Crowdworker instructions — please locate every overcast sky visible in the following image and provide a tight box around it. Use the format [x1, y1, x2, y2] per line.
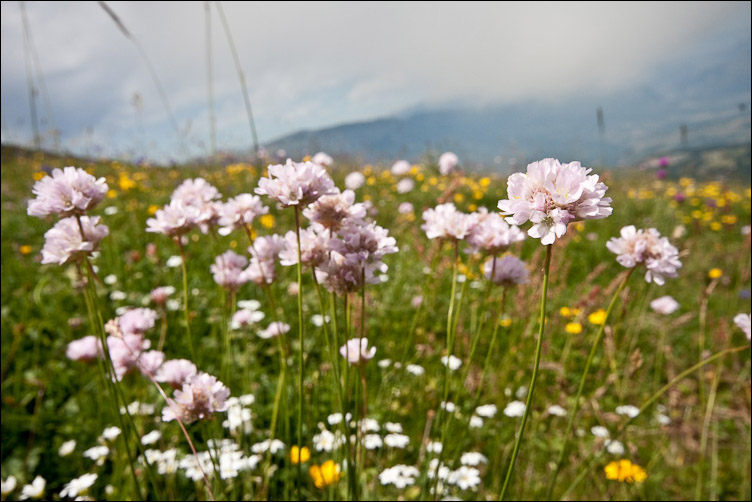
[1, 1, 750, 161]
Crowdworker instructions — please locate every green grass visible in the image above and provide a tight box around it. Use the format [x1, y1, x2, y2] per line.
[1, 145, 750, 500]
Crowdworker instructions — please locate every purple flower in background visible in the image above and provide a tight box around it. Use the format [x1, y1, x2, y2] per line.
[28, 166, 108, 218]
[483, 255, 529, 286]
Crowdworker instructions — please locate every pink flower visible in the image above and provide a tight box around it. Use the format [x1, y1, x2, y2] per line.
[217, 194, 268, 236]
[150, 286, 176, 305]
[438, 152, 459, 176]
[345, 172, 366, 190]
[483, 255, 529, 286]
[498, 158, 612, 245]
[137, 350, 165, 377]
[391, 160, 411, 176]
[398, 202, 414, 214]
[210, 251, 249, 291]
[339, 337, 376, 365]
[41, 216, 109, 265]
[28, 167, 108, 218]
[162, 372, 230, 423]
[66, 336, 102, 361]
[734, 313, 751, 341]
[312, 152, 333, 167]
[466, 208, 525, 254]
[303, 189, 366, 231]
[119, 308, 157, 336]
[421, 203, 473, 241]
[606, 226, 682, 285]
[107, 332, 150, 380]
[146, 200, 199, 237]
[155, 359, 198, 388]
[650, 296, 680, 315]
[278, 225, 330, 268]
[244, 234, 286, 284]
[257, 322, 290, 339]
[170, 178, 222, 233]
[255, 159, 336, 207]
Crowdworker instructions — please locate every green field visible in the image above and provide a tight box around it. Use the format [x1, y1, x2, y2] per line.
[1, 145, 750, 501]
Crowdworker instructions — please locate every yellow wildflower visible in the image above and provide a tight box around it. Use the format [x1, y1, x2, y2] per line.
[309, 460, 342, 489]
[604, 459, 647, 483]
[259, 214, 275, 229]
[565, 322, 583, 335]
[147, 204, 159, 215]
[454, 193, 464, 203]
[290, 445, 311, 464]
[721, 214, 737, 225]
[588, 309, 608, 325]
[708, 268, 722, 280]
[499, 317, 512, 328]
[479, 177, 491, 187]
[19, 245, 33, 255]
[33, 171, 46, 181]
[709, 222, 722, 231]
[107, 189, 118, 199]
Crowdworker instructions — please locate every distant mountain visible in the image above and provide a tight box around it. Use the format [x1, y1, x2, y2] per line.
[265, 37, 751, 170]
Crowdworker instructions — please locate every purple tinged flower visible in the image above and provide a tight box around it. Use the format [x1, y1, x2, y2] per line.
[230, 308, 265, 329]
[483, 255, 529, 286]
[27, 166, 108, 218]
[391, 160, 411, 176]
[303, 189, 366, 231]
[137, 350, 165, 377]
[312, 152, 333, 167]
[339, 337, 376, 365]
[466, 207, 525, 255]
[398, 202, 414, 214]
[162, 372, 230, 423]
[66, 336, 102, 361]
[498, 158, 613, 245]
[146, 200, 199, 237]
[255, 159, 336, 207]
[257, 321, 290, 339]
[656, 169, 668, 180]
[278, 225, 330, 268]
[150, 286, 176, 305]
[438, 152, 459, 176]
[118, 308, 157, 336]
[210, 251, 249, 291]
[421, 203, 473, 241]
[41, 216, 109, 265]
[155, 359, 198, 388]
[650, 296, 680, 315]
[396, 178, 415, 194]
[217, 194, 269, 236]
[606, 226, 682, 285]
[244, 234, 286, 284]
[329, 220, 398, 264]
[345, 172, 366, 190]
[107, 333, 150, 380]
[734, 313, 751, 341]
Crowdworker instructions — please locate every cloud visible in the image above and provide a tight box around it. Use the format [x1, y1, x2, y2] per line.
[1, 1, 749, 160]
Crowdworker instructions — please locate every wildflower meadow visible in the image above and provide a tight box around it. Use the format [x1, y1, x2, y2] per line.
[1, 145, 751, 501]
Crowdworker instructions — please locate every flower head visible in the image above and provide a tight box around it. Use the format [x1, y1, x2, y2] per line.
[421, 203, 473, 241]
[155, 359, 198, 388]
[483, 255, 529, 286]
[498, 158, 612, 245]
[345, 171, 365, 190]
[309, 460, 342, 489]
[146, 200, 200, 237]
[604, 459, 647, 483]
[650, 296, 680, 315]
[255, 159, 336, 207]
[303, 189, 366, 231]
[734, 313, 751, 340]
[66, 336, 102, 361]
[41, 216, 109, 265]
[258, 322, 290, 339]
[439, 152, 459, 176]
[391, 160, 411, 176]
[217, 194, 268, 235]
[340, 337, 377, 364]
[466, 208, 525, 254]
[28, 166, 108, 218]
[278, 225, 331, 269]
[312, 152, 333, 167]
[210, 251, 250, 291]
[162, 372, 230, 423]
[606, 226, 682, 285]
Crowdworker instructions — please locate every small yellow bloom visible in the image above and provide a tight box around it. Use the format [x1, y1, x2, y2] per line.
[148, 204, 159, 215]
[229, 240, 237, 249]
[118, 174, 136, 191]
[468, 204, 477, 212]
[19, 245, 33, 255]
[708, 268, 722, 279]
[302, 155, 312, 162]
[453, 193, 464, 203]
[499, 317, 512, 328]
[259, 214, 275, 229]
[309, 460, 342, 489]
[479, 177, 491, 188]
[560, 307, 572, 318]
[604, 459, 647, 483]
[290, 445, 311, 464]
[107, 189, 118, 199]
[33, 171, 46, 181]
[721, 214, 737, 225]
[588, 309, 608, 325]
[565, 322, 583, 335]
[709, 221, 722, 231]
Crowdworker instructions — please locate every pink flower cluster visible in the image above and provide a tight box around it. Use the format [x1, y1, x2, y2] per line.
[606, 226, 682, 285]
[147, 178, 224, 236]
[162, 372, 230, 423]
[41, 216, 109, 265]
[27, 166, 108, 218]
[498, 158, 612, 245]
[255, 159, 336, 207]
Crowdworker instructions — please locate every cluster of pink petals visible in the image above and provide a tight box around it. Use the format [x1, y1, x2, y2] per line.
[498, 158, 612, 245]
[66, 336, 102, 361]
[466, 208, 525, 255]
[391, 160, 411, 176]
[27, 167, 108, 218]
[245, 235, 286, 284]
[217, 194, 268, 236]
[312, 152, 334, 167]
[606, 226, 682, 285]
[147, 178, 223, 236]
[421, 203, 473, 241]
[146, 200, 199, 237]
[258, 321, 290, 339]
[41, 216, 109, 265]
[303, 189, 366, 231]
[107, 332, 153, 380]
[278, 225, 331, 268]
[150, 285, 176, 305]
[162, 372, 230, 423]
[103, 308, 159, 380]
[119, 308, 157, 335]
[340, 337, 377, 365]
[255, 159, 336, 207]
[650, 295, 680, 315]
[483, 255, 529, 286]
[155, 359, 198, 389]
[438, 152, 459, 176]
[210, 251, 250, 291]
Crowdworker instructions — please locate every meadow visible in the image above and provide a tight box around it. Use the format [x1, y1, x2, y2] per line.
[1, 145, 750, 501]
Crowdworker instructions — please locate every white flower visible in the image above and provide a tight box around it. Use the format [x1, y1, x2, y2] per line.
[363, 434, 383, 450]
[83, 445, 110, 462]
[340, 337, 377, 365]
[439, 152, 459, 176]
[422, 203, 472, 241]
[104, 206, 118, 215]
[734, 313, 751, 340]
[257, 322, 290, 339]
[384, 433, 410, 449]
[448, 465, 481, 490]
[104, 274, 118, 285]
[59, 439, 76, 457]
[475, 404, 497, 418]
[255, 159, 336, 207]
[498, 158, 612, 245]
[379, 465, 420, 488]
[313, 430, 339, 452]
[250, 439, 285, 454]
[547, 405, 567, 417]
[166, 255, 183, 268]
[396, 178, 415, 194]
[650, 295, 680, 315]
[460, 451, 488, 466]
[391, 160, 411, 176]
[605, 439, 625, 455]
[606, 226, 682, 285]
[60, 473, 98, 498]
[327, 412, 352, 426]
[406, 364, 425, 376]
[345, 171, 366, 190]
[441, 354, 462, 371]
[591, 425, 610, 438]
[615, 405, 640, 418]
[656, 413, 672, 425]
[378, 358, 392, 368]
[441, 401, 456, 413]
[100, 426, 121, 441]
[427, 441, 443, 454]
[358, 418, 380, 432]
[469, 415, 484, 428]
[141, 430, 162, 446]
[385, 422, 403, 433]
[503, 401, 526, 418]
[1, 476, 16, 496]
[312, 152, 333, 167]
[427, 458, 450, 480]
[19, 476, 45, 500]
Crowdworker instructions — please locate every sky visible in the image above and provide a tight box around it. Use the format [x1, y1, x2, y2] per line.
[1, 1, 750, 162]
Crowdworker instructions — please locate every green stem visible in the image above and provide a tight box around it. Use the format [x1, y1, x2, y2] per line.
[499, 244, 552, 501]
[176, 238, 196, 361]
[546, 267, 634, 499]
[293, 206, 304, 499]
